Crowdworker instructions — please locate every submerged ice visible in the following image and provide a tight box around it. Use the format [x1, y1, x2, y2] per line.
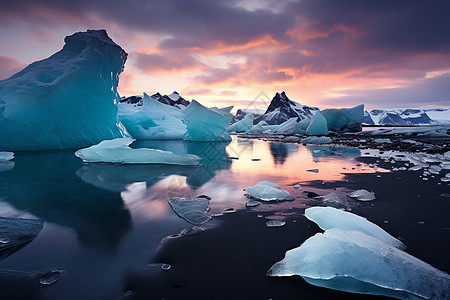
[268, 207, 449, 299]
[0, 217, 44, 258]
[168, 196, 212, 226]
[75, 138, 201, 165]
[0, 30, 127, 150]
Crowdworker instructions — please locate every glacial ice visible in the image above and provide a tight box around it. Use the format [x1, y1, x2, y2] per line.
[0, 29, 127, 150]
[244, 181, 294, 201]
[301, 136, 332, 144]
[294, 118, 311, 134]
[168, 196, 212, 226]
[305, 207, 403, 248]
[374, 138, 393, 144]
[244, 122, 265, 135]
[118, 93, 186, 139]
[227, 113, 254, 132]
[306, 111, 329, 136]
[321, 105, 364, 132]
[267, 228, 450, 300]
[75, 138, 201, 165]
[0, 152, 14, 161]
[321, 192, 354, 210]
[0, 217, 44, 258]
[348, 189, 376, 201]
[274, 118, 299, 135]
[183, 100, 233, 141]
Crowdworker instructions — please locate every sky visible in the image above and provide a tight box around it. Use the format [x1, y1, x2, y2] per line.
[0, 0, 449, 111]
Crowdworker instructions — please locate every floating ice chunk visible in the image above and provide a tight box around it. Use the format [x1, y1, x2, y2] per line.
[301, 136, 332, 144]
[306, 111, 329, 136]
[321, 104, 364, 132]
[408, 165, 423, 171]
[0, 30, 127, 150]
[182, 100, 233, 141]
[294, 184, 302, 190]
[246, 200, 261, 207]
[267, 228, 449, 300]
[444, 151, 450, 160]
[429, 165, 442, 174]
[402, 139, 418, 144]
[266, 220, 286, 227]
[168, 196, 212, 226]
[306, 169, 319, 173]
[75, 138, 201, 165]
[227, 113, 254, 132]
[348, 189, 376, 202]
[305, 207, 403, 248]
[244, 181, 294, 201]
[118, 93, 186, 139]
[441, 177, 450, 182]
[374, 138, 392, 144]
[0, 217, 44, 256]
[0, 152, 14, 161]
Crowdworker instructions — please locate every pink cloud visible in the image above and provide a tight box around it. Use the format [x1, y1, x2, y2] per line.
[0, 55, 26, 80]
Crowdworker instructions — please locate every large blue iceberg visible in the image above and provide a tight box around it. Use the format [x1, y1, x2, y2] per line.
[321, 105, 364, 132]
[0, 29, 127, 150]
[227, 113, 254, 132]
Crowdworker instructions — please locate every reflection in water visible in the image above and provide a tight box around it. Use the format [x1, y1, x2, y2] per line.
[269, 143, 299, 165]
[306, 145, 361, 161]
[0, 152, 131, 249]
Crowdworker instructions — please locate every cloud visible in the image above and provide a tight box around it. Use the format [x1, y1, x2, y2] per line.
[132, 51, 206, 73]
[0, 55, 25, 80]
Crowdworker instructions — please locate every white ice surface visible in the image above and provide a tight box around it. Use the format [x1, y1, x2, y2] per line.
[244, 181, 294, 201]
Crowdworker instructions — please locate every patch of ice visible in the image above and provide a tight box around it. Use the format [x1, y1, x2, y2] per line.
[374, 138, 392, 144]
[168, 196, 212, 226]
[0, 152, 14, 161]
[75, 138, 201, 165]
[266, 220, 286, 227]
[301, 136, 332, 144]
[244, 181, 294, 201]
[348, 189, 376, 202]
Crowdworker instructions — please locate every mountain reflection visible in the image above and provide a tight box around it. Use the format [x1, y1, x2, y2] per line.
[0, 152, 131, 249]
[269, 142, 299, 165]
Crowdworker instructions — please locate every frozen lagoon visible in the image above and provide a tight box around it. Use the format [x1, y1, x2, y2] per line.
[0, 136, 448, 299]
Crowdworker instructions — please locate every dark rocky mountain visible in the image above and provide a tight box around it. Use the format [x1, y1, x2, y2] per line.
[120, 91, 190, 109]
[254, 92, 319, 125]
[363, 109, 436, 126]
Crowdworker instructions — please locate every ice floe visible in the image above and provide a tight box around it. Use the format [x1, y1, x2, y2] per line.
[348, 189, 376, 201]
[244, 181, 294, 201]
[168, 196, 212, 226]
[75, 138, 201, 165]
[301, 136, 332, 144]
[0, 217, 44, 259]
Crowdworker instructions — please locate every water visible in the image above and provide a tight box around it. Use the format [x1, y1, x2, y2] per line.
[0, 137, 446, 299]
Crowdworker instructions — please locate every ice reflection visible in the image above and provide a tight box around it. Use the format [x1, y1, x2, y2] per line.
[0, 152, 131, 249]
[269, 142, 299, 165]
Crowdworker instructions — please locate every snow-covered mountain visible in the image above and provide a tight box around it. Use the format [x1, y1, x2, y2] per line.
[120, 91, 190, 109]
[254, 92, 319, 125]
[363, 108, 450, 126]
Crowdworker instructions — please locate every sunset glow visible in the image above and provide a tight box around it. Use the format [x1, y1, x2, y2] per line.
[1, 0, 449, 110]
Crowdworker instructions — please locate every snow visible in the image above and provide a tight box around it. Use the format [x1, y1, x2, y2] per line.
[0, 152, 14, 161]
[227, 113, 254, 132]
[306, 111, 329, 136]
[168, 92, 180, 101]
[348, 189, 376, 201]
[168, 196, 212, 226]
[321, 104, 364, 132]
[244, 181, 294, 201]
[75, 138, 201, 165]
[0, 29, 127, 150]
[267, 228, 450, 300]
[301, 136, 332, 144]
[182, 100, 233, 141]
[118, 93, 186, 140]
[0, 217, 44, 252]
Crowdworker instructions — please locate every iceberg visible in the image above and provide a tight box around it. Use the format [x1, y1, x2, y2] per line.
[75, 138, 201, 165]
[294, 118, 311, 134]
[244, 181, 294, 201]
[168, 196, 212, 226]
[305, 207, 404, 248]
[0, 217, 44, 260]
[306, 111, 329, 136]
[118, 93, 186, 140]
[182, 100, 233, 141]
[244, 122, 265, 135]
[227, 113, 254, 132]
[267, 228, 449, 300]
[273, 117, 299, 135]
[321, 105, 364, 132]
[0, 29, 127, 150]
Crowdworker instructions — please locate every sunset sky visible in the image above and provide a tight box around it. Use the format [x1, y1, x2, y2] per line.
[1, 0, 449, 110]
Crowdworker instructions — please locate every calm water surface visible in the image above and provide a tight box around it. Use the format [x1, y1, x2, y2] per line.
[0, 137, 418, 299]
